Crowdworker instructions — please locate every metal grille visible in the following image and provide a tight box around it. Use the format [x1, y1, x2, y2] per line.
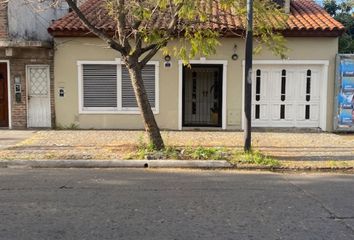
[29, 67, 49, 96]
[183, 65, 222, 127]
[122, 65, 156, 108]
[83, 64, 117, 108]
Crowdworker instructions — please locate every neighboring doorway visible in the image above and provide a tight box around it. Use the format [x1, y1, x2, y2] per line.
[27, 65, 51, 128]
[0, 62, 9, 128]
[183, 64, 223, 127]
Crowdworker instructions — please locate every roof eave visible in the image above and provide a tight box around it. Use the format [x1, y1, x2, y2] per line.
[49, 28, 345, 38]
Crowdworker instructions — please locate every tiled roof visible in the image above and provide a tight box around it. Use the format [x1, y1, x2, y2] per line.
[48, 0, 344, 37]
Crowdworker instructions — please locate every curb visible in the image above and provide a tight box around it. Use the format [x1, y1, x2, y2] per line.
[1, 160, 353, 172]
[233, 165, 354, 173]
[0, 159, 233, 169]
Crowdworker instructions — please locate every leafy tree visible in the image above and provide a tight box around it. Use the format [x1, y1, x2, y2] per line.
[323, 0, 354, 53]
[21, 0, 288, 150]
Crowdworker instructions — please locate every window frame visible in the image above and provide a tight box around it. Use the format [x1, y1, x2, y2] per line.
[78, 59, 159, 115]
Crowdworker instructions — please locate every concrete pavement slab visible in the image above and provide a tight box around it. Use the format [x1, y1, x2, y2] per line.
[0, 130, 35, 149]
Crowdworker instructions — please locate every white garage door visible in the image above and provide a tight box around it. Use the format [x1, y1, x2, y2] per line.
[252, 65, 322, 128]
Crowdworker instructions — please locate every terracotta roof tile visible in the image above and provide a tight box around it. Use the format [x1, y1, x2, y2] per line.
[48, 0, 344, 37]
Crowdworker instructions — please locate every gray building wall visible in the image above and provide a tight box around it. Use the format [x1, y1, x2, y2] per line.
[7, 0, 68, 42]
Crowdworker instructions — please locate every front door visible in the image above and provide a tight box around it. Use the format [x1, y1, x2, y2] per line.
[183, 65, 223, 127]
[27, 65, 51, 128]
[0, 63, 9, 127]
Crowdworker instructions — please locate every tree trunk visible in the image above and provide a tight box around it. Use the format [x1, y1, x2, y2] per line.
[126, 63, 165, 150]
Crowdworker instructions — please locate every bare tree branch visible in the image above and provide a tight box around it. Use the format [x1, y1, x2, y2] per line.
[139, 42, 166, 67]
[139, 1, 184, 66]
[116, 0, 131, 52]
[140, 43, 159, 54]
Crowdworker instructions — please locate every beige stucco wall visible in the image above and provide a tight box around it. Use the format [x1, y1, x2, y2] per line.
[54, 37, 338, 131]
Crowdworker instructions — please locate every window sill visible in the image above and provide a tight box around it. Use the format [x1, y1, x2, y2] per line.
[79, 109, 159, 115]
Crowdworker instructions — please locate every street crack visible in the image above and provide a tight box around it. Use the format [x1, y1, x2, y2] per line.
[282, 175, 354, 235]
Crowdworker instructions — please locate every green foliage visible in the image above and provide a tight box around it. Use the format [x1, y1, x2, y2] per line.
[323, 0, 354, 53]
[128, 140, 280, 167]
[252, 0, 289, 58]
[129, 135, 281, 165]
[231, 150, 281, 167]
[127, 139, 229, 160]
[189, 146, 226, 160]
[104, 0, 289, 62]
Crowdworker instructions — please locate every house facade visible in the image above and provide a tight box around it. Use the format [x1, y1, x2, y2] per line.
[49, 0, 344, 131]
[0, 1, 68, 129]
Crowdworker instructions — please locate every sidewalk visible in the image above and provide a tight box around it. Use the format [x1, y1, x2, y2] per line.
[0, 130, 36, 150]
[0, 130, 353, 170]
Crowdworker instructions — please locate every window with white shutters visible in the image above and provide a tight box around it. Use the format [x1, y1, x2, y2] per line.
[79, 61, 158, 113]
[82, 64, 117, 109]
[122, 65, 156, 109]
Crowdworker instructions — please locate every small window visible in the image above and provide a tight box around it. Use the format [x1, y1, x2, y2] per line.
[281, 69, 286, 101]
[306, 70, 311, 102]
[305, 105, 310, 120]
[280, 104, 285, 119]
[82, 64, 117, 108]
[255, 104, 260, 119]
[256, 69, 261, 101]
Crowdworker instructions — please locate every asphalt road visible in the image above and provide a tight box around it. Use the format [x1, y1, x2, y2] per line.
[0, 169, 354, 240]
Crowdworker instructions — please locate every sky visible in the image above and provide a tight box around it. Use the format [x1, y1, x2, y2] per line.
[315, 0, 351, 4]
[315, 0, 325, 5]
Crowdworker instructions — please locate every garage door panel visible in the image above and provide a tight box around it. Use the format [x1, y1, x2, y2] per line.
[285, 104, 294, 120]
[271, 104, 282, 120]
[310, 104, 320, 121]
[296, 104, 306, 121]
[260, 104, 269, 120]
[270, 70, 282, 101]
[270, 104, 294, 121]
[297, 71, 307, 100]
[286, 71, 297, 101]
[252, 104, 269, 120]
[252, 64, 322, 128]
[262, 71, 270, 100]
[310, 70, 321, 100]
[253, 68, 270, 101]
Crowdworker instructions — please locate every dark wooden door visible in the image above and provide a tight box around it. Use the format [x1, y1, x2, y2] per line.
[0, 63, 9, 127]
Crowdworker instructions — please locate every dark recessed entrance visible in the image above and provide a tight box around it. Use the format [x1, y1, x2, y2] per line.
[0, 63, 9, 128]
[183, 64, 223, 127]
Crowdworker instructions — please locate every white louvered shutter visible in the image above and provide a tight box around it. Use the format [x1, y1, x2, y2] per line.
[83, 64, 117, 108]
[122, 65, 156, 108]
